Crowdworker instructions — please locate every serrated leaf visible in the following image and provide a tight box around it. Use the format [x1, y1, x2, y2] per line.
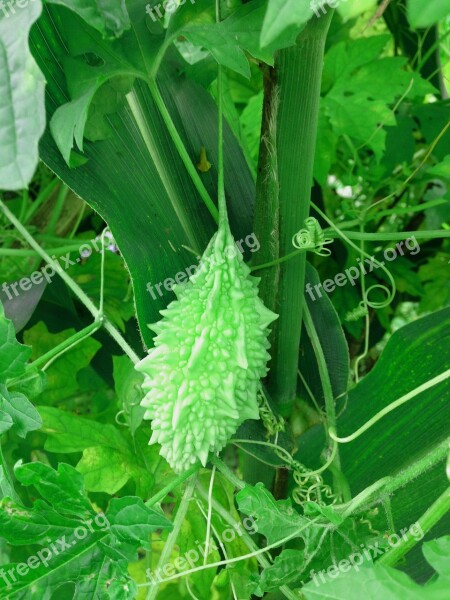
[106, 496, 172, 546]
[14, 462, 93, 518]
[0, 302, 32, 383]
[236, 482, 310, 544]
[0, 0, 46, 190]
[0, 384, 41, 438]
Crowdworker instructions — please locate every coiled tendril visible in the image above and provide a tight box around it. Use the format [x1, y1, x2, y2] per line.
[292, 217, 334, 257]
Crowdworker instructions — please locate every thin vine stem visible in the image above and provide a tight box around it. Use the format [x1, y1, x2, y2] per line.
[146, 474, 198, 600]
[329, 368, 450, 444]
[0, 199, 140, 364]
[145, 463, 201, 507]
[195, 485, 301, 600]
[139, 494, 319, 597]
[303, 304, 350, 501]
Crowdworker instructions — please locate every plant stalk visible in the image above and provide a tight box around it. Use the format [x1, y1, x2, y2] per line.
[258, 13, 334, 413]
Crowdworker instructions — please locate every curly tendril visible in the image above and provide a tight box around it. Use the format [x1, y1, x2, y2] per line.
[292, 217, 334, 257]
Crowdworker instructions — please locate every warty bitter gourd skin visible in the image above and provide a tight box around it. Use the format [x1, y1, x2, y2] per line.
[136, 223, 278, 473]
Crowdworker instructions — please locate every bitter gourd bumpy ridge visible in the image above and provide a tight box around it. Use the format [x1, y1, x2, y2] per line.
[136, 222, 278, 473]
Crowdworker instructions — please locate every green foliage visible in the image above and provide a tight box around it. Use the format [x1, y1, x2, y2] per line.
[0, 1, 45, 190]
[0, 2, 449, 599]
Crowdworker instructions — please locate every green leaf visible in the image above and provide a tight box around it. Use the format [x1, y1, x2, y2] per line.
[0, 410, 13, 435]
[236, 482, 310, 544]
[106, 496, 172, 546]
[0, 461, 167, 598]
[251, 549, 305, 596]
[32, 9, 255, 347]
[113, 355, 146, 435]
[299, 309, 450, 578]
[14, 461, 93, 517]
[38, 406, 129, 453]
[422, 536, 450, 577]
[261, 0, 312, 48]
[47, 0, 131, 37]
[23, 322, 101, 404]
[408, 0, 450, 28]
[0, 0, 46, 190]
[77, 445, 154, 495]
[0, 385, 42, 438]
[0, 302, 32, 383]
[302, 538, 450, 598]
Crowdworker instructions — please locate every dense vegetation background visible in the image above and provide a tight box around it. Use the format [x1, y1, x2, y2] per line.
[0, 0, 449, 598]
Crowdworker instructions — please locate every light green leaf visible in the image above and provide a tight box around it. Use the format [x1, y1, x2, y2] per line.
[303, 545, 450, 598]
[251, 549, 305, 596]
[23, 322, 101, 403]
[38, 406, 129, 453]
[14, 461, 93, 517]
[0, 410, 13, 435]
[0, 384, 42, 438]
[0, 0, 46, 190]
[261, 0, 312, 47]
[47, 0, 131, 37]
[408, 0, 450, 28]
[422, 536, 450, 577]
[77, 445, 154, 495]
[236, 482, 310, 544]
[106, 496, 172, 546]
[0, 302, 32, 383]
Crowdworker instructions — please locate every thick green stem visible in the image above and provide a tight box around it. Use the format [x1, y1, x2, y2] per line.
[378, 486, 450, 567]
[262, 14, 334, 412]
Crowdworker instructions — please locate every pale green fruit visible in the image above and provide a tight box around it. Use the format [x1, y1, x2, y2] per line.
[136, 224, 278, 473]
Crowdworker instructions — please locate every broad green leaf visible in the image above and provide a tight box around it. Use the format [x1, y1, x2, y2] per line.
[251, 549, 305, 596]
[303, 538, 450, 598]
[0, 461, 169, 598]
[106, 496, 171, 546]
[172, 0, 302, 78]
[77, 445, 154, 495]
[38, 407, 154, 495]
[23, 322, 101, 404]
[0, 302, 32, 383]
[14, 461, 93, 518]
[298, 309, 450, 579]
[261, 0, 312, 48]
[47, 0, 131, 37]
[38, 406, 129, 453]
[0, 385, 42, 438]
[408, 0, 450, 28]
[32, 6, 255, 348]
[236, 482, 311, 544]
[0, 0, 46, 190]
